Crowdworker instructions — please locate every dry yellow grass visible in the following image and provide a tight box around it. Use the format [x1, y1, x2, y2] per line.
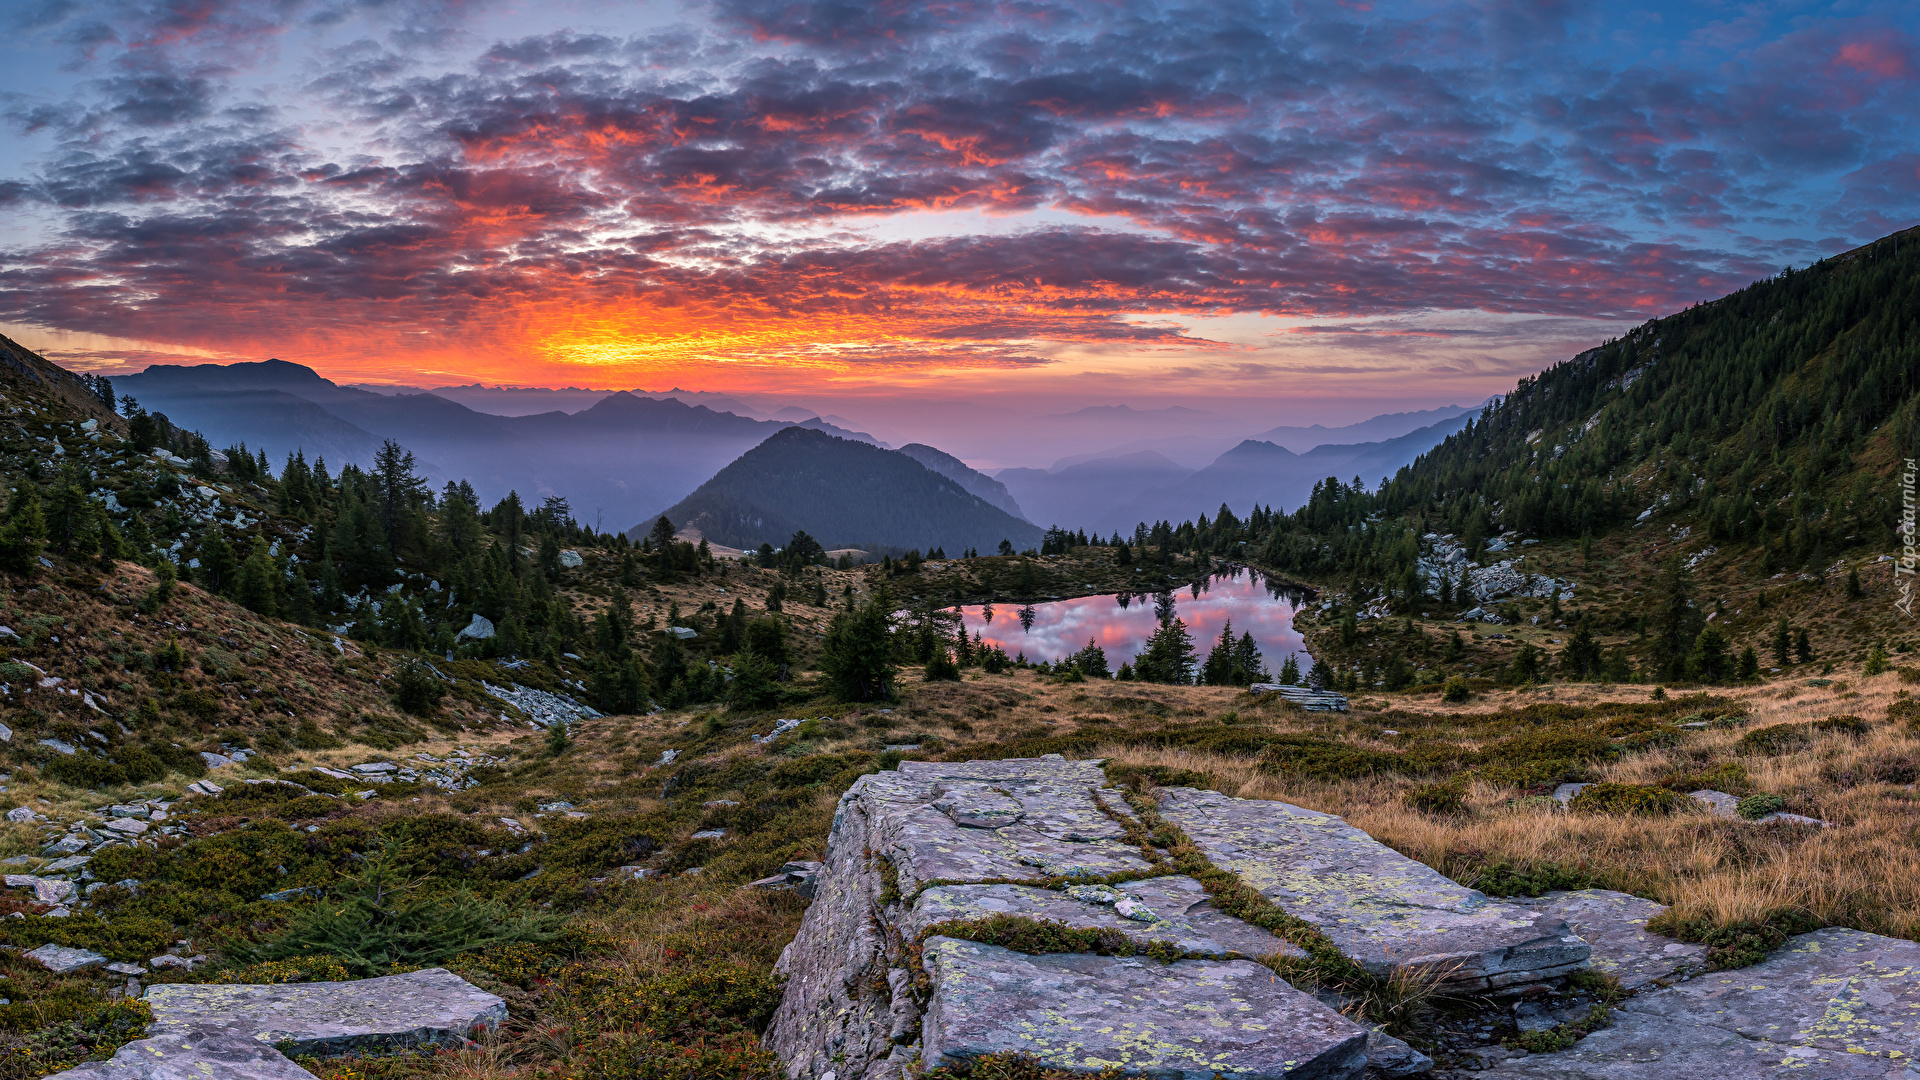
[1084, 664, 1920, 940]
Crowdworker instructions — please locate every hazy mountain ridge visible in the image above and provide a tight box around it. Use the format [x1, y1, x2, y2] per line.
[113, 362, 882, 534]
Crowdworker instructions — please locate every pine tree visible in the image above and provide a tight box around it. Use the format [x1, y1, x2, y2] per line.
[1772, 617, 1792, 667]
[1201, 621, 1237, 685]
[1278, 652, 1301, 685]
[1794, 628, 1815, 664]
[1135, 619, 1197, 684]
[0, 487, 45, 574]
[236, 538, 280, 616]
[1685, 626, 1732, 683]
[822, 599, 897, 701]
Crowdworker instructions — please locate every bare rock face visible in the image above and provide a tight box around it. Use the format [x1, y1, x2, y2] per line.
[1157, 787, 1591, 991]
[764, 756, 1591, 1080]
[44, 968, 505, 1079]
[1476, 928, 1920, 1079]
[1504, 890, 1706, 991]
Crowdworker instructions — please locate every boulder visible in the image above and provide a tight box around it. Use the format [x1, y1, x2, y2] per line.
[135, 967, 505, 1057]
[920, 939, 1365, 1079]
[1159, 787, 1589, 991]
[26, 943, 106, 973]
[47, 1030, 316, 1079]
[1503, 890, 1706, 991]
[1479, 928, 1920, 1079]
[764, 755, 1504, 1080]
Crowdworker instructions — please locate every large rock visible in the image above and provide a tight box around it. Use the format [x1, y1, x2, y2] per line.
[47, 1030, 315, 1079]
[44, 968, 506, 1079]
[1158, 787, 1590, 991]
[141, 967, 506, 1055]
[1504, 890, 1705, 991]
[765, 756, 1509, 1080]
[919, 938, 1365, 1079]
[1476, 928, 1920, 1079]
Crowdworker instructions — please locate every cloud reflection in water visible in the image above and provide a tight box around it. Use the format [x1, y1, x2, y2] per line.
[949, 570, 1314, 675]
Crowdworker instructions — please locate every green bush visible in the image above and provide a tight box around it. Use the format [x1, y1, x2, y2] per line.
[1648, 905, 1821, 969]
[1738, 723, 1810, 755]
[1811, 714, 1869, 737]
[1566, 782, 1682, 816]
[1402, 777, 1468, 815]
[1735, 793, 1786, 819]
[1442, 676, 1471, 703]
[1459, 859, 1598, 898]
[1658, 761, 1751, 795]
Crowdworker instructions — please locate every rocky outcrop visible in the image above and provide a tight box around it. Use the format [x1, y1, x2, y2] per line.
[1472, 897, 1920, 1079]
[45, 968, 505, 1079]
[1159, 787, 1591, 992]
[766, 756, 1592, 1080]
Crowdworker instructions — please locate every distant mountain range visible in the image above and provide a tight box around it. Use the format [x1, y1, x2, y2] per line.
[652, 428, 1042, 554]
[113, 360, 883, 533]
[997, 412, 1478, 533]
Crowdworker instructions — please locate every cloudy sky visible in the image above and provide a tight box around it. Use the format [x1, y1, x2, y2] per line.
[1, 0, 1915, 412]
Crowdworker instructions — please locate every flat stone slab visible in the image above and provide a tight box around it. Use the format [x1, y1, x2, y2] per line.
[861, 768, 1155, 892]
[907, 876, 1308, 961]
[1477, 927, 1920, 1079]
[1504, 890, 1706, 990]
[46, 1031, 315, 1079]
[919, 937, 1367, 1079]
[1158, 787, 1590, 990]
[1687, 790, 1738, 818]
[143, 967, 506, 1056]
[27, 943, 106, 973]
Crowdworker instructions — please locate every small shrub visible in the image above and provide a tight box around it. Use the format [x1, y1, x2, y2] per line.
[1658, 761, 1750, 795]
[1567, 782, 1681, 816]
[1811, 714, 1869, 737]
[1649, 906, 1821, 969]
[1402, 777, 1468, 816]
[1735, 793, 1785, 819]
[1461, 859, 1598, 897]
[1442, 676, 1471, 704]
[1738, 723, 1810, 755]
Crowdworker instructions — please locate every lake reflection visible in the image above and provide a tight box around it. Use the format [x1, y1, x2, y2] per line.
[949, 569, 1314, 674]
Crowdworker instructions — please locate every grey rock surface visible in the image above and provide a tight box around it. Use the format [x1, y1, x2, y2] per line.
[1158, 787, 1590, 991]
[768, 755, 1517, 1080]
[1687, 790, 1737, 818]
[45, 1030, 316, 1079]
[1473, 927, 1920, 1079]
[906, 876, 1307, 961]
[26, 943, 107, 972]
[143, 967, 505, 1055]
[919, 938, 1366, 1079]
[1504, 890, 1706, 990]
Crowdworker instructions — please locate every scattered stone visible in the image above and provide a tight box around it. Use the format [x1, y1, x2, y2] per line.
[260, 887, 323, 902]
[26, 943, 106, 973]
[536, 801, 574, 812]
[47, 1028, 316, 1079]
[480, 681, 601, 728]
[614, 866, 656, 880]
[1755, 811, 1832, 827]
[1248, 684, 1351, 711]
[752, 717, 807, 743]
[42, 836, 88, 856]
[199, 752, 234, 769]
[691, 829, 727, 840]
[186, 780, 224, 796]
[148, 954, 206, 970]
[557, 550, 583, 568]
[106, 805, 149, 819]
[351, 762, 397, 774]
[1505, 890, 1706, 991]
[1365, 1027, 1435, 1078]
[104, 961, 145, 976]
[5, 807, 34, 823]
[1158, 786, 1590, 991]
[666, 626, 698, 640]
[1552, 782, 1589, 805]
[103, 818, 148, 836]
[42, 856, 89, 874]
[1688, 790, 1738, 818]
[657, 749, 679, 765]
[39, 739, 77, 755]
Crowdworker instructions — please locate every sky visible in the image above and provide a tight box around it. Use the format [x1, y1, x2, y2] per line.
[1, 0, 1916, 415]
